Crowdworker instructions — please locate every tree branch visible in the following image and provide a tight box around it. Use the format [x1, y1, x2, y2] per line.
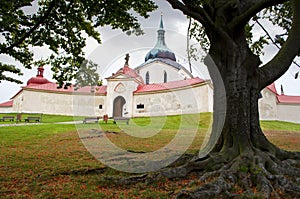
[165, 0, 214, 30]
[0, 0, 56, 54]
[229, 0, 287, 29]
[258, 0, 300, 89]
[255, 19, 300, 68]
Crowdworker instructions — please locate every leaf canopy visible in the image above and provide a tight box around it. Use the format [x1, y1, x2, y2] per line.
[0, 0, 157, 87]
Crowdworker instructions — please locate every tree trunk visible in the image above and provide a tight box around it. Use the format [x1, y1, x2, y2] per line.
[205, 28, 294, 162]
[161, 0, 300, 198]
[172, 30, 300, 198]
[207, 29, 260, 154]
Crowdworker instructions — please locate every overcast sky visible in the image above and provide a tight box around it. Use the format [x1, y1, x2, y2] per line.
[0, 0, 299, 103]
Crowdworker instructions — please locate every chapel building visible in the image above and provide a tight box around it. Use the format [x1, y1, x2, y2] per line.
[1, 17, 299, 123]
[0, 17, 213, 118]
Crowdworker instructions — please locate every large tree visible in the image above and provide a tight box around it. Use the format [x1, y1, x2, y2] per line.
[160, 0, 300, 198]
[2, 0, 300, 197]
[0, 0, 157, 87]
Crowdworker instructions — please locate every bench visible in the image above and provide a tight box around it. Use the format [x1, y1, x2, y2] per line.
[24, 117, 41, 123]
[113, 117, 130, 125]
[83, 117, 100, 124]
[0, 116, 14, 122]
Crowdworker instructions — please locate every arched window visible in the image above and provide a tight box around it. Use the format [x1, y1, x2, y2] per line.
[163, 71, 167, 83]
[146, 71, 150, 84]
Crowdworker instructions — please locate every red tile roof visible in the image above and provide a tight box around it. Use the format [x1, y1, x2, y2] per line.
[266, 83, 300, 104]
[76, 85, 107, 94]
[122, 66, 139, 78]
[277, 95, 300, 104]
[134, 77, 205, 93]
[113, 66, 139, 78]
[107, 66, 144, 84]
[26, 66, 51, 85]
[266, 83, 277, 95]
[26, 82, 73, 92]
[24, 82, 107, 94]
[0, 100, 13, 107]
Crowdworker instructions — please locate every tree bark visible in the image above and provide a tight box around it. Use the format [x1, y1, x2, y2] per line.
[160, 0, 300, 197]
[206, 27, 263, 156]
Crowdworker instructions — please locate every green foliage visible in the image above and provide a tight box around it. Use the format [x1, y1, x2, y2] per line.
[74, 59, 101, 90]
[0, 0, 157, 87]
[187, 1, 296, 59]
[245, 23, 269, 56]
[263, 2, 292, 36]
[189, 20, 210, 55]
[0, 63, 23, 84]
[239, 166, 249, 173]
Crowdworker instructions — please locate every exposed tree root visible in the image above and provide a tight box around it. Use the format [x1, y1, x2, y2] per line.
[165, 149, 300, 198]
[110, 149, 300, 198]
[94, 125, 300, 199]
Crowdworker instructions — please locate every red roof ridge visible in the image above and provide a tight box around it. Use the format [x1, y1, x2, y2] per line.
[277, 95, 300, 104]
[266, 83, 300, 104]
[22, 82, 107, 94]
[266, 83, 278, 95]
[134, 77, 205, 93]
[0, 100, 13, 107]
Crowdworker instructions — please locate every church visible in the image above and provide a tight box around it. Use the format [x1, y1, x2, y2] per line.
[0, 17, 213, 118]
[0, 17, 299, 123]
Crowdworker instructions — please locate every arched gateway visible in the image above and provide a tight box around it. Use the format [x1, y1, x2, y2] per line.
[113, 96, 126, 117]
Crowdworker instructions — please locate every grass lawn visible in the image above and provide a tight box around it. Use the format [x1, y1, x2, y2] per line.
[0, 113, 83, 124]
[0, 113, 299, 198]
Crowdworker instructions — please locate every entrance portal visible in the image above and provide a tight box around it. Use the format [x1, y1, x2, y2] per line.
[113, 96, 126, 117]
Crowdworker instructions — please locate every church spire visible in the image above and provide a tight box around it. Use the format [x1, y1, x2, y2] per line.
[159, 13, 164, 30]
[156, 14, 166, 48]
[144, 14, 176, 62]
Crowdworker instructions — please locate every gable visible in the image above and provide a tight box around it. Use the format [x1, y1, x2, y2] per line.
[114, 83, 126, 93]
[135, 59, 180, 73]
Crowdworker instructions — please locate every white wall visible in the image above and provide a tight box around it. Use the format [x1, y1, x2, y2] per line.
[12, 92, 23, 113]
[258, 89, 278, 120]
[133, 83, 213, 117]
[258, 88, 300, 123]
[73, 94, 106, 117]
[13, 89, 106, 116]
[8, 82, 300, 124]
[277, 104, 300, 123]
[0, 107, 13, 113]
[106, 78, 140, 117]
[136, 61, 190, 84]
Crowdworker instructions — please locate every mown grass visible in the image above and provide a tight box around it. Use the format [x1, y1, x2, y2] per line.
[261, 120, 300, 131]
[0, 113, 300, 198]
[0, 113, 83, 123]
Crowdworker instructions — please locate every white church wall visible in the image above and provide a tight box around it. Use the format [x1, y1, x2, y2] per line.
[277, 104, 300, 124]
[132, 83, 212, 117]
[12, 92, 24, 113]
[136, 62, 188, 84]
[178, 68, 193, 79]
[258, 89, 278, 120]
[207, 83, 214, 112]
[106, 79, 140, 117]
[14, 89, 106, 116]
[73, 94, 106, 117]
[0, 107, 13, 113]
[192, 84, 213, 113]
[16, 90, 73, 115]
